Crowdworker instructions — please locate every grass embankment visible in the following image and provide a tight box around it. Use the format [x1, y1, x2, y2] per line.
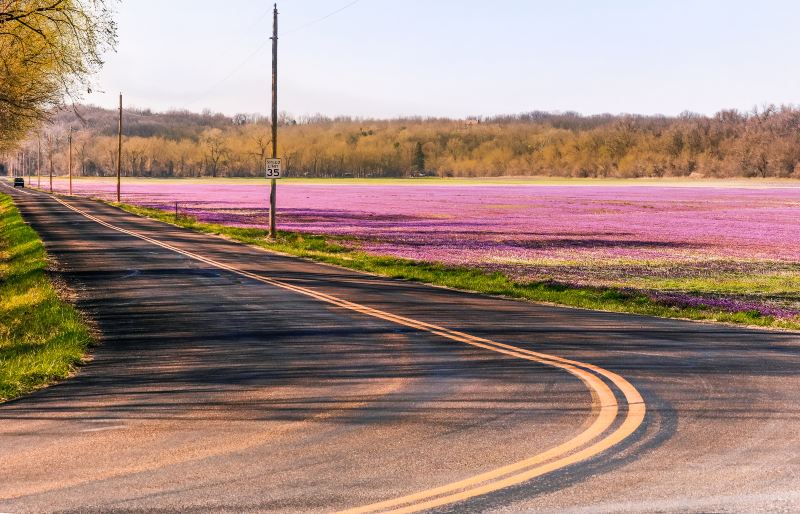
[0, 194, 93, 401]
[116, 202, 800, 331]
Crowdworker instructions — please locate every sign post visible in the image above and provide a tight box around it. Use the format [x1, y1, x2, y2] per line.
[268, 4, 279, 240]
[117, 93, 122, 202]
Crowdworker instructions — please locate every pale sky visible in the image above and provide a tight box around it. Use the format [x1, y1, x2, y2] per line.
[85, 0, 800, 118]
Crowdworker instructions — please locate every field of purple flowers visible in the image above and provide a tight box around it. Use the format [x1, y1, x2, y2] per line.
[47, 178, 800, 321]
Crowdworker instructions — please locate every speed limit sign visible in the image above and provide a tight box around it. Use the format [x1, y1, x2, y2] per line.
[266, 158, 282, 179]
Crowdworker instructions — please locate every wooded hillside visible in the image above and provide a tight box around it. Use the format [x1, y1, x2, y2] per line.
[7, 105, 800, 179]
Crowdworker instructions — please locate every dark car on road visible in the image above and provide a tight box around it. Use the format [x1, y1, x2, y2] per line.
[13, 177, 24, 188]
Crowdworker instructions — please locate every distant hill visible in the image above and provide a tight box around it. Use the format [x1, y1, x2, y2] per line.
[50, 105, 236, 140]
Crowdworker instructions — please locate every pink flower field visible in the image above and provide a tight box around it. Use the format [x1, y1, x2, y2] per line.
[46, 178, 800, 319]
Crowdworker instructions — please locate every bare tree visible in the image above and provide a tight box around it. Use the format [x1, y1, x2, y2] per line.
[202, 129, 227, 178]
[251, 131, 271, 172]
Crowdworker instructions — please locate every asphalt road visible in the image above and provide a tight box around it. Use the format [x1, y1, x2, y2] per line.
[1, 182, 799, 513]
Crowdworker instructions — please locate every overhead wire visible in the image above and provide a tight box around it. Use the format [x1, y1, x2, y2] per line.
[283, 0, 361, 35]
[185, 40, 272, 106]
[185, 0, 363, 106]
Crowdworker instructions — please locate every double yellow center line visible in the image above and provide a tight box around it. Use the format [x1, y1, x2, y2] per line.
[51, 195, 645, 513]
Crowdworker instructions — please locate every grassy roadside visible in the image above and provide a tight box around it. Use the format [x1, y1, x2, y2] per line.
[0, 194, 93, 401]
[115, 202, 800, 331]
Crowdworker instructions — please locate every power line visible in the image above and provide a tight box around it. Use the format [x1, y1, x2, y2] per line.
[186, 0, 363, 106]
[185, 40, 271, 106]
[245, 6, 274, 32]
[283, 0, 361, 35]
[179, 5, 276, 105]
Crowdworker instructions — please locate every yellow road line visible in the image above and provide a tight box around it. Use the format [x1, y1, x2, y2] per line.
[50, 195, 646, 513]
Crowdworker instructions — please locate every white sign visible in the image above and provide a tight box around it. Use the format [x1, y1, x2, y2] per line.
[266, 158, 283, 179]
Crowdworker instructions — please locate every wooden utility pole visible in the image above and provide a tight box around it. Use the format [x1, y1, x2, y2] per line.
[37, 134, 41, 188]
[117, 93, 123, 202]
[269, 3, 278, 240]
[48, 134, 53, 193]
[68, 128, 73, 195]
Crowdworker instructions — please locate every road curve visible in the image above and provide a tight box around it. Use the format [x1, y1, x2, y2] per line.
[2, 183, 800, 513]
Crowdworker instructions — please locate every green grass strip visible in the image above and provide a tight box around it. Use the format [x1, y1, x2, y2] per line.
[0, 194, 93, 401]
[115, 202, 800, 332]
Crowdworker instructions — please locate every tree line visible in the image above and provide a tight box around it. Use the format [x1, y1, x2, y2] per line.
[12, 104, 800, 179]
